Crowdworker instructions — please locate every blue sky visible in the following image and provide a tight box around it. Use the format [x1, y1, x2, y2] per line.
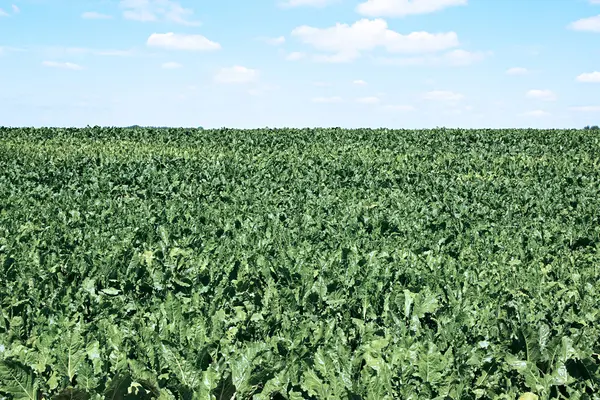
[1, 0, 599, 128]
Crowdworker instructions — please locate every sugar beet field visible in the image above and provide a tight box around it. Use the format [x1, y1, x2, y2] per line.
[0, 127, 599, 400]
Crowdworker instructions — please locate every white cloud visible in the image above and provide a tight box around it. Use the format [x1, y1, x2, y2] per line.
[526, 89, 557, 101]
[353, 79, 367, 85]
[291, 18, 459, 62]
[356, 96, 380, 104]
[376, 49, 489, 66]
[161, 61, 182, 69]
[263, 36, 285, 45]
[356, 0, 467, 17]
[286, 51, 306, 60]
[214, 66, 259, 83]
[280, 0, 340, 7]
[384, 104, 415, 111]
[120, 0, 200, 26]
[520, 110, 549, 117]
[147, 32, 220, 51]
[311, 53, 358, 63]
[42, 61, 83, 70]
[576, 71, 600, 82]
[82, 11, 113, 19]
[506, 67, 528, 75]
[0, 8, 9, 16]
[568, 14, 600, 32]
[423, 90, 464, 101]
[312, 96, 342, 103]
[591, 0, 600, 3]
[569, 106, 600, 112]
[11, 4, 19, 13]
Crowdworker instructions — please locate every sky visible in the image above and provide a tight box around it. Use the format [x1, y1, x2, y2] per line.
[0, 0, 599, 128]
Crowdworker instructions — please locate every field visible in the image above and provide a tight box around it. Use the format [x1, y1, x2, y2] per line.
[0, 127, 599, 399]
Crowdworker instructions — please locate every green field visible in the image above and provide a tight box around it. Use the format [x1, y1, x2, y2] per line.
[1, 127, 599, 399]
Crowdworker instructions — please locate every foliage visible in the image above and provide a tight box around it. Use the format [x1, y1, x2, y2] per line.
[1, 127, 599, 399]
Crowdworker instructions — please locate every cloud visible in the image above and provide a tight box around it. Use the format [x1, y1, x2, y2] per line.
[353, 79, 367, 85]
[279, 0, 340, 7]
[120, 0, 200, 26]
[520, 110, 549, 117]
[0, 46, 25, 55]
[376, 49, 489, 66]
[568, 14, 600, 32]
[42, 61, 83, 70]
[262, 36, 285, 45]
[569, 106, 600, 112]
[147, 32, 220, 51]
[312, 96, 342, 103]
[384, 104, 415, 111]
[286, 51, 306, 60]
[423, 90, 464, 101]
[357, 0, 467, 17]
[82, 11, 113, 19]
[356, 96, 380, 104]
[11, 4, 19, 13]
[576, 71, 600, 82]
[161, 61, 182, 69]
[0, 8, 9, 16]
[311, 53, 358, 63]
[214, 66, 259, 83]
[506, 67, 528, 75]
[526, 89, 557, 101]
[291, 18, 459, 62]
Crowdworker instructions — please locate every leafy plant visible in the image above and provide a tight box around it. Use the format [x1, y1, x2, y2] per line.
[1, 127, 599, 398]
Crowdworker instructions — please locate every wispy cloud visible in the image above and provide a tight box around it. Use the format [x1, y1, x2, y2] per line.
[569, 105, 600, 112]
[285, 51, 306, 61]
[576, 71, 600, 83]
[423, 90, 464, 101]
[81, 11, 113, 19]
[260, 36, 285, 45]
[214, 66, 259, 84]
[161, 61, 182, 69]
[119, 0, 200, 26]
[519, 110, 549, 117]
[356, 96, 380, 104]
[506, 67, 528, 75]
[43, 47, 134, 57]
[42, 61, 84, 70]
[568, 14, 600, 32]
[526, 89, 557, 101]
[375, 49, 490, 67]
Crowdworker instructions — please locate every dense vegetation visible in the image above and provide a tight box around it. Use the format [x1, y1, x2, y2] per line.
[1, 127, 599, 399]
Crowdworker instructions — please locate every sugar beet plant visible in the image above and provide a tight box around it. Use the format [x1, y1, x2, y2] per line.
[0, 127, 599, 399]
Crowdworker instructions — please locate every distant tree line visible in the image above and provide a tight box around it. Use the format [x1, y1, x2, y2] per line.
[583, 125, 599, 130]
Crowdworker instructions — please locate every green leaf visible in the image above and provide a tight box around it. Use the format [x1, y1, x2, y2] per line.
[0, 361, 37, 400]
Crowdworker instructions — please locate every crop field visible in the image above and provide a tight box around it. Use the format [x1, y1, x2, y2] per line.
[1, 127, 600, 399]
